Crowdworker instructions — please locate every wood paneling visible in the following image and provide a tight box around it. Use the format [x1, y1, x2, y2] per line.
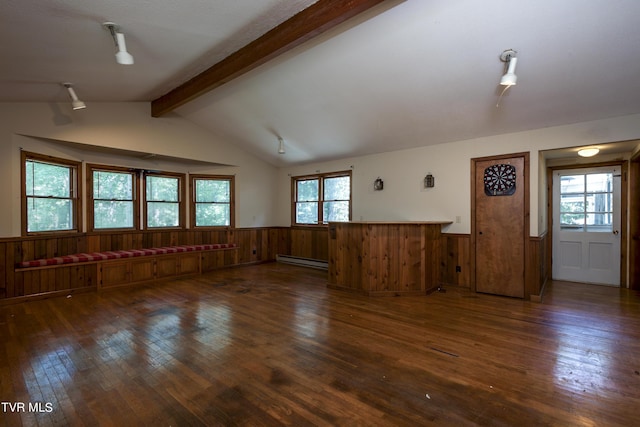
[630, 153, 640, 290]
[2, 225, 551, 302]
[130, 258, 155, 283]
[527, 232, 549, 301]
[290, 227, 328, 260]
[440, 233, 471, 287]
[328, 222, 450, 296]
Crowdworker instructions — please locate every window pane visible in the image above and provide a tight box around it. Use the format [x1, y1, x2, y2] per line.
[26, 161, 71, 197]
[324, 176, 350, 200]
[586, 173, 612, 193]
[94, 171, 133, 200]
[195, 179, 229, 203]
[560, 194, 584, 213]
[147, 202, 179, 227]
[586, 193, 612, 213]
[560, 213, 585, 230]
[297, 180, 318, 202]
[560, 175, 584, 194]
[195, 204, 230, 226]
[94, 201, 134, 229]
[147, 176, 178, 202]
[323, 201, 349, 222]
[296, 202, 318, 224]
[586, 213, 612, 231]
[27, 198, 73, 232]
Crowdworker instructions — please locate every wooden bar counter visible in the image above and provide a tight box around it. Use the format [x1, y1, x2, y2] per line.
[328, 221, 451, 296]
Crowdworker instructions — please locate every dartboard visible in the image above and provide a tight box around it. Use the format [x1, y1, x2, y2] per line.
[484, 164, 516, 196]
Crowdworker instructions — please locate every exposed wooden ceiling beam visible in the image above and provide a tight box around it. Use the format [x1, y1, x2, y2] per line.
[151, 0, 388, 117]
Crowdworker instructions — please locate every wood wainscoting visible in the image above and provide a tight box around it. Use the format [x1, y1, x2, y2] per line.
[439, 232, 549, 300]
[1, 228, 291, 303]
[1, 226, 549, 303]
[290, 226, 329, 261]
[440, 233, 471, 287]
[328, 222, 451, 296]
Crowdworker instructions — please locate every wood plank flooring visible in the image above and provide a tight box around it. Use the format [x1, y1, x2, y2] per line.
[1, 264, 639, 426]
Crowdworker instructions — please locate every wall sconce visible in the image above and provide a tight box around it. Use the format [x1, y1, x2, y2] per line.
[424, 173, 435, 188]
[374, 177, 384, 191]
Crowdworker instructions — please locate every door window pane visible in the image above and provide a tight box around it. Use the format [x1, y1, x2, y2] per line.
[560, 175, 584, 194]
[586, 173, 612, 193]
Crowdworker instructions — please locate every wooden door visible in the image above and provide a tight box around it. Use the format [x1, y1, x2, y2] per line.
[474, 155, 526, 298]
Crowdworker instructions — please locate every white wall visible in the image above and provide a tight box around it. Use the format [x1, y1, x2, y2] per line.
[0, 102, 279, 237]
[277, 113, 640, 236]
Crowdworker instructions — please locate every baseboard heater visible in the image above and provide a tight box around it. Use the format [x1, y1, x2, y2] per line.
[276, 255, 328, 270]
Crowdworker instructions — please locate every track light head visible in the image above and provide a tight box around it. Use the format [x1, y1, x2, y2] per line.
[103, 22, 134, 65]
[499, 49, 518, 86]
[62, 83, 86, 110]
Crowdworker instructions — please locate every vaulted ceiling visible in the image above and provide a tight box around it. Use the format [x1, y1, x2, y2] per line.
[2, 0, 640, 166]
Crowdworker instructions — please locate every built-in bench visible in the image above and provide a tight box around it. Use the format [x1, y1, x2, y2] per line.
[16, 243, 238, 290]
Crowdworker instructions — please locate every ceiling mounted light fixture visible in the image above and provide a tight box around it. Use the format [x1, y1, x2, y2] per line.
[62, 83, 86, 110]
[499, 49, 518, 86]
[103, 22, 134, 65]
[578, 147, 600, 157]
[278, 138, 285, 154]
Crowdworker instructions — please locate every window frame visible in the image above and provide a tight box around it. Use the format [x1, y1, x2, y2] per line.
[21, 151, 82, 236]
[291, 170, 352, 226]
[86, 164, 139, 232]
[190, 174, 235, 229]
[142, 171, 186, 230]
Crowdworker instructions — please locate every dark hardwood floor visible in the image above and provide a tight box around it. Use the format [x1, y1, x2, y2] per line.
[1, 264, 639, 426]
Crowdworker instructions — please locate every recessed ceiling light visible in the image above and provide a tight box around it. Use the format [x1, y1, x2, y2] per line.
[577, 148, 599, 157]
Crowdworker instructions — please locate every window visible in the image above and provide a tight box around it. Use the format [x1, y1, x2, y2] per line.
[559, 172, 614, 232]
[87, 165, 137, 230]
[144, 172, 185, 229]
[292, 171, 351, 225]
[22, 152, 81, 235]
[191, 175, 235, 227]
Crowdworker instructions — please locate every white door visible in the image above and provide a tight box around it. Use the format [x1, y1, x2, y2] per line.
[552, 166, 621, 286]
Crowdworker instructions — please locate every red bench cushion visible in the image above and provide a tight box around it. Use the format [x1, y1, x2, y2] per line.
[17, 243, 236, 268]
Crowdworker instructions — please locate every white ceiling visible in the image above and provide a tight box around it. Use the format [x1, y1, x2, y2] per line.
[2, 0, 640, 166]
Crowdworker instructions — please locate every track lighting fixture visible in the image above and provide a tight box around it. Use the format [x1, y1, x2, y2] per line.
[499, 49, 518, 86]
[103, 22, 134, 65]
[278, 138, 286, 154]
[62, 83, 86, 110]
